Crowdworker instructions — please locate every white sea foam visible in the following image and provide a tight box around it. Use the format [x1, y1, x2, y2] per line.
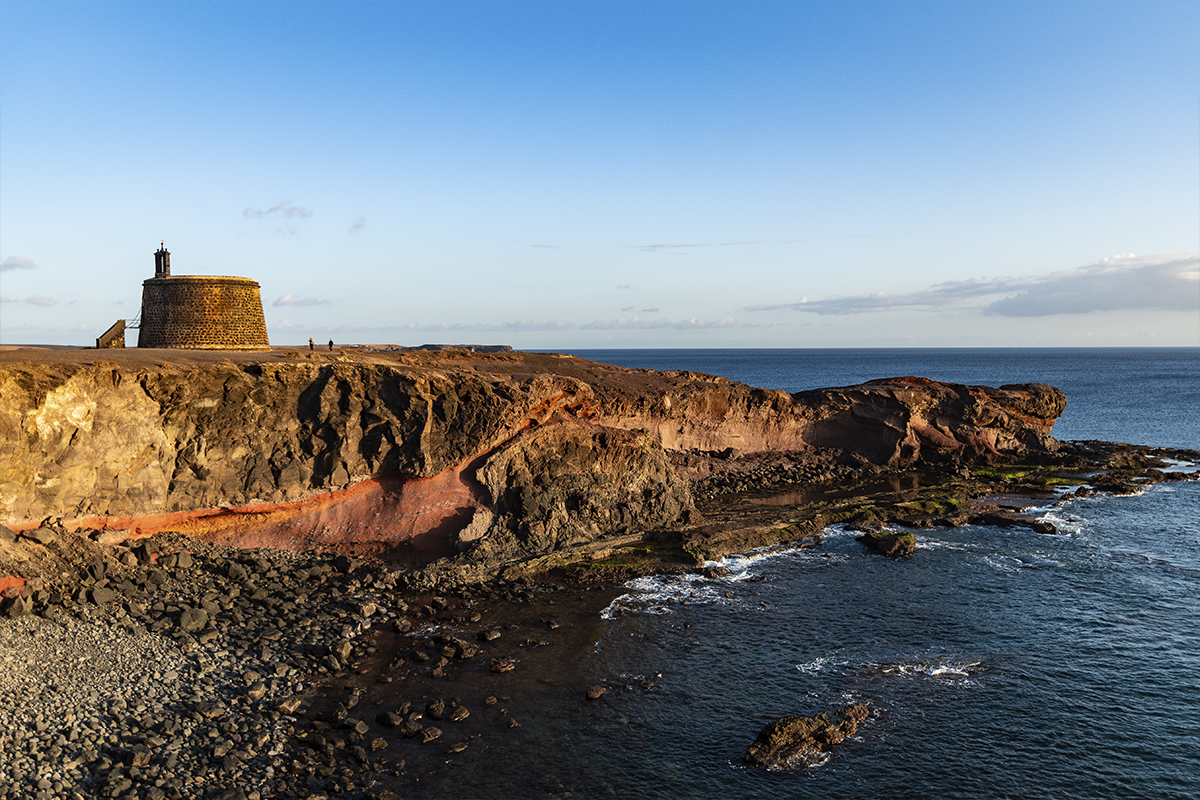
[1038, 509, 1086, 537]
[856, 658, 986, 686]
[979, 554, 1023, 574]
[1026, 488, 1076, 514]
[599, 540, 833, 618]
[600, 572, 729, 618]
[914, 537, 974, 554]
[796, 656, 843, 675]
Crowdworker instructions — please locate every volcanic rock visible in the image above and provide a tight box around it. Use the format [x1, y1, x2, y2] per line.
[0, 351, 1069, 583]
[177, 606, 208, 631]
[857, 531, 917, 558]
[744, 703, 870, 769]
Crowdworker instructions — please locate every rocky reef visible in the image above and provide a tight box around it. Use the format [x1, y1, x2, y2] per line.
[855, 529, 917, 558]
[744, 703, 872, 769]
[0, 348, 1070, 584]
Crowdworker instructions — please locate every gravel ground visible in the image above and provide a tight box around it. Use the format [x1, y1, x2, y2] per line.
[0, 528, 405, 800]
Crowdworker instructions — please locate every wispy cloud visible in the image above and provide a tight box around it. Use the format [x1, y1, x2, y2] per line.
[581, 316, 743, 330]
[615, 284, 633, 290]
[22, 295, 57, 307]
[983, 254, 1199, 316]
[271, 316, 758, 335]
[273, 319, 576, 334]
[1, 256, 36, 272]
[243, 200, 312, 220]
[642, 307, 660, 313]
[348, 216, 366, 233]
[746, 278, 1034, 315]
[837, 232, 924, 242]
[530, 244, 561, 249]
[425, 320, 576, 333]
[747, 254, 1199, 317]
[621, 305, 635, 312]
[274, 294, 330, 307]
[635, 240, 761, 254]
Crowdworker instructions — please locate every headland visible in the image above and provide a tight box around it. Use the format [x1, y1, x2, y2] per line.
[1, 346, 1195, 798]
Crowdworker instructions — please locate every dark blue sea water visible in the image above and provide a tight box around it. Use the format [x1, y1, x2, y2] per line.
[395, 349, 1200, 799]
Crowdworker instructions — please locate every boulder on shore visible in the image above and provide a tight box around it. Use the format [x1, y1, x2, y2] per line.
[744, 703, 870, 770]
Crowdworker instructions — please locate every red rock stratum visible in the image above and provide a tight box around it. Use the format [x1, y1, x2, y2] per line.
[0, 348, 1065, 573]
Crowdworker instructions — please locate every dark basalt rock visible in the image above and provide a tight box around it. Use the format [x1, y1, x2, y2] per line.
[1, 594, 32, 618]
[744, 703, 870, 770]
[979, 510, 1058, 534]
[2, 354, 1072, 585]
[857, 530, 916, 558]
[21, 527, 57, 545]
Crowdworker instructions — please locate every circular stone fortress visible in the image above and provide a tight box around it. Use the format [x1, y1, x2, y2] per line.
[136, 243, 270, 350]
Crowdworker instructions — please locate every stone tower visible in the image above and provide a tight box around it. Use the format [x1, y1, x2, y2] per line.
[137, 244, 270, 350]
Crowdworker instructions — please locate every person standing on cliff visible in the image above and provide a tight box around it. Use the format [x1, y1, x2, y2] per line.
[328, 339, 334, 351]
[308, 338, 314, 352]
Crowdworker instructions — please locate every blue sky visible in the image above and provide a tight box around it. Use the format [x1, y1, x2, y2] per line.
[2, 0, 1197, 348]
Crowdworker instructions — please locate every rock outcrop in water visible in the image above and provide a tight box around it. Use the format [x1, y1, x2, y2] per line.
[0, 349, 1066, 579]
[743, 703, 871, 769]
[856, 529, 917, 558]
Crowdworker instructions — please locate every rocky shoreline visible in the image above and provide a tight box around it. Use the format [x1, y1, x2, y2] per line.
[0, 523, 635, 800]
[3, 437, 1198, 799]
[2, 349, 1198, 798]
[0, 530, 388, 799]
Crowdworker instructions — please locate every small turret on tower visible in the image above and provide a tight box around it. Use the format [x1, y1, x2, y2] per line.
[154, 241, 171, 278]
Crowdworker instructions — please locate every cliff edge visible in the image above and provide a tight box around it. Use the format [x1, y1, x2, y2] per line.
[0, 348, 1065, 576]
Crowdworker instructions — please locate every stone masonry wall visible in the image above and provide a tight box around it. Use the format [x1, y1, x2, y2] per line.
[137, 276, 270, 350]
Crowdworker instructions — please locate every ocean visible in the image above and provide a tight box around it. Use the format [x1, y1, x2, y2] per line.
[384, 348, 1200, 799]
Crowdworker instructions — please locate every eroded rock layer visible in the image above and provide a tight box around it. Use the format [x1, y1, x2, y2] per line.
[0, 349, 1065, 574]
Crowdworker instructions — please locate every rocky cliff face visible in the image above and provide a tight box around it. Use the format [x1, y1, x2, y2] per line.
[593, 372, 1064, 467]
[0, 350, 1065, 575]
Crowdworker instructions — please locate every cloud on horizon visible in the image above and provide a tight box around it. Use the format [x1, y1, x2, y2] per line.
[747, 253, 1199, 317]
[983, 254, 1199, 316]
[635, 240, 761, 254]
[17, 295, 57, 307]
[1, 256, 37, 272]
[271, 316, 757, 334]
[274, 294, 330, 307]
[243, 200, 312, 220]
[581, 316, 742, 331]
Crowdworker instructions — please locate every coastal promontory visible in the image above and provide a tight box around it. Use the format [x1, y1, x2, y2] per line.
[2, 347, 1067, 583]
[1, 346, 1195, 800]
